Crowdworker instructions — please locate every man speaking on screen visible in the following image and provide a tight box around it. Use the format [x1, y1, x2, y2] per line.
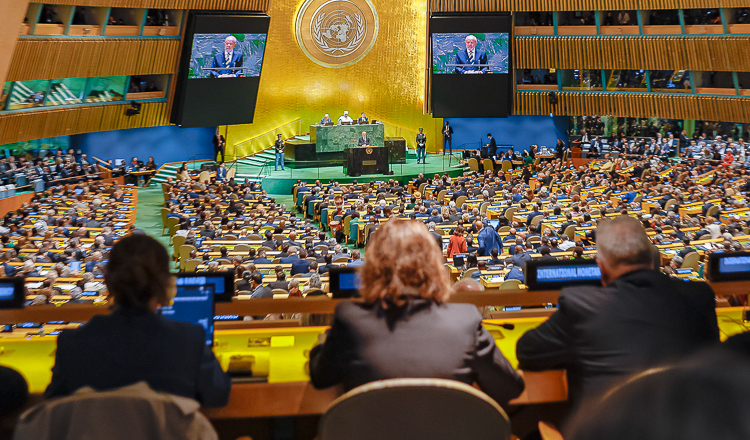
[454, 35, 487, 74]
[211, 36, 244, 78]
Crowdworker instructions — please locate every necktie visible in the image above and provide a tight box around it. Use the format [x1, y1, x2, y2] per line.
[225, 52, 230, 67]
[469, 51, 474, 64]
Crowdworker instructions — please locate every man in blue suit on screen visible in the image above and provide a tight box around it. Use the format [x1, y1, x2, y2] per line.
[454, 35, 487, 74]
[211, 36, 244, 78]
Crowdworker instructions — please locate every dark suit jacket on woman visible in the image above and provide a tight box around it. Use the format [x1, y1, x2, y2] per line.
[45, 307, 231, 407]
[309, 299, 525, 405]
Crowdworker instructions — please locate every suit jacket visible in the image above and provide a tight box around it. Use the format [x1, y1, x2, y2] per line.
[358, 136, 371, 146]
[455, 49, 488, 74]
[290, 259, 311, 275]
[310, 299, 525, 405]
[44, 308, 230, 407]
[251, 285, 273, 299]
[216, 168, 227, 182]
[210, 51, 243, 77]
[516, 270, 719, 406]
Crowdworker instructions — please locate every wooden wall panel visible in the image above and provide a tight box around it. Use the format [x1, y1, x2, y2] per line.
[42, 0, 269, 11]
[515, 91, 750, 123]
[0, 101, 169, 144]
[431, 0, 736, 11]
[6, 38, 180, 81]
[514, 36, 750, 71]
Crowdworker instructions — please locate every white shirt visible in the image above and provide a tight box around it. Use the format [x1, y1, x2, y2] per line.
[338, 115, 354, 124]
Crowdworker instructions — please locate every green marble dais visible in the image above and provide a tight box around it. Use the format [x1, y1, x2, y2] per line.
[311, 124, 385, 153]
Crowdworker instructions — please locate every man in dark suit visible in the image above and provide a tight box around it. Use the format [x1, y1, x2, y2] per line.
[503, 258, 524, 282]
[454, 34, 488, 74]
[443, 121, 453, 155]
[249, 273, 273, 299]
[212, 128, 226, 163]
[516, 216, 719, 407]
[290, 249, 311, 275]
[210, 35, 243, 78]
[358, 131, 371, 146]
[485, 133, 497, 159]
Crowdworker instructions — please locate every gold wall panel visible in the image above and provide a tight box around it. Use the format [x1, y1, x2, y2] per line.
[0, 0, 29, 87]
[7, 38, 180, 81]
[514, 36, 750, 71]
[41, 0, 269, 11]
[0, 102, 170, 145]
[515, 91, 750, 123]
[431, 0, 739, 11]
[225, 0, 442, 158]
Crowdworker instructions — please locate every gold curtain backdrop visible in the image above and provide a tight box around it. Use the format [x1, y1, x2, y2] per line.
[224, 0, 443, 158]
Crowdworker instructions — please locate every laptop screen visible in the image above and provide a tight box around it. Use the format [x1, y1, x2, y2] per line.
[176, 272, 234, 302]
[158, 275, 216, 346]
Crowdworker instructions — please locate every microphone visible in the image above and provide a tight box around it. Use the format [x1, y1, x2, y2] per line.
[498, 323, 515, 330]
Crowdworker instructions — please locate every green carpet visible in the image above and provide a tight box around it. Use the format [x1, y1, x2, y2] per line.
[134, 186, 171, 250]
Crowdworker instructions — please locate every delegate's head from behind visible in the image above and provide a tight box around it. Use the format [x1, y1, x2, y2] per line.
[595, 216, 655, 286]
[360, 220, 450, 303]
[105, 234, 173, 310]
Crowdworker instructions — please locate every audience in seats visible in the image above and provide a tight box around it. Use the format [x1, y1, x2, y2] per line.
[309, 220, 525, 406]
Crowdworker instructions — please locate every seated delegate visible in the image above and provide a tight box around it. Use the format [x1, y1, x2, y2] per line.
[44, 234, 231, 407]
[309, 220, 525, 406]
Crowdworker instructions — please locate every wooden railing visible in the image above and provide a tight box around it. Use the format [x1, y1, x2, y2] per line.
[515, 91, 750, 123]
[7, 38, 180, 81]
[514, 36, 750, 71]
[431, 0, 747, 11]
[0, 101, 170, 145]
[39, 0, 269, 10]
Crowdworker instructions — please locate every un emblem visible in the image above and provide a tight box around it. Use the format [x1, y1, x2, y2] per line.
[296, 0, 378, 68]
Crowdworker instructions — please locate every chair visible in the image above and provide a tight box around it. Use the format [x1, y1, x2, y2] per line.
[334, 256, 350, 263]
[706, 205, 719, 217]
[501, 161, 512, 173]
[680, 251, 700, 271]
[349, 220, 359, 245]
[504, 207, 517, 222]
[14, 381, 217, 440]
[233, 244, 251, 253]
[482, 159, 494, 172]
[461, 267, 478, 279]
[563, 225, 576, 239]
[498, 279, 522, 290]
[436, 189, 447, 202]
[468, 158, 479, 172]
[479, 202, 489, 216]
[178, 245, 197, 270]
[533, 157, 542, 166]
[529, 215, 543, 229]
[172, 235, 186, 260]
[247, 234, 263, 240]
[318, 378, 511, 440]
[198, 170, 210, 183]
[538, 421, 564, 440]
[272, 288, 289, 295]
[455, 195, 467, 207]
[664, 198, 678, 210]
[226, 168, 236, 180]
[160, 208, 169, 235]
[165, 216, 179, 237]
[184, 259, 202, 272]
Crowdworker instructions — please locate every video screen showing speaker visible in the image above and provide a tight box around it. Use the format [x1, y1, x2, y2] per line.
[188, 33, 267, 79]
[429, 14, 512, 118]
[172, 12, 270, 128]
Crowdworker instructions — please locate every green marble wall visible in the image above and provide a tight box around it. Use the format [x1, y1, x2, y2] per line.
[311, 123, 385, 153]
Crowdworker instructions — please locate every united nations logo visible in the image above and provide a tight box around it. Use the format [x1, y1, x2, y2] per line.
[366, 148, 373, 154]
[296, 0, 378, 68]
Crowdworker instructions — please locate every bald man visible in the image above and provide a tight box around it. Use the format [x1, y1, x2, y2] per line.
[516, 216, 719, 408]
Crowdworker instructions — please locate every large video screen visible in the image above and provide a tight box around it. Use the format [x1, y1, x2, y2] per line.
[432, 33, 509, 75]
[430, 15, 512, 118]
[188, 33, 267, 79]
[171, 12, 270, 128]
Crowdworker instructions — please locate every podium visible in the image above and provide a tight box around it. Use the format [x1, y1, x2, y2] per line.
[343, 146, 389, 176]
